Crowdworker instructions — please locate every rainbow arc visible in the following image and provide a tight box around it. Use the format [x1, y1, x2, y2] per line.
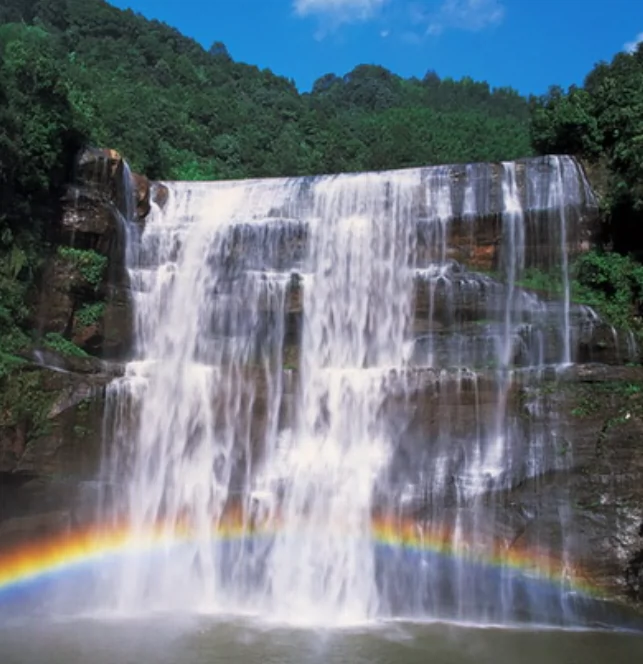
[0, 514, 602, 600]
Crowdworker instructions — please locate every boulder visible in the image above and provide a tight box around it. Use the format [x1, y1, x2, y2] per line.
[0, 363, 112, 478]
[151, 182, 169, 209]
[133, 173, 151, 219]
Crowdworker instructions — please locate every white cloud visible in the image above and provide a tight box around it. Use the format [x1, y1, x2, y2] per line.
[293, 0, 504, 41]
[294, 0, 388, 24]
[426, 0, 505, 36]
[624, 31, 643, 54]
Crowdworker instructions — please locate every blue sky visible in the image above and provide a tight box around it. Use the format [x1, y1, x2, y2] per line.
[111, 0, 643, 95]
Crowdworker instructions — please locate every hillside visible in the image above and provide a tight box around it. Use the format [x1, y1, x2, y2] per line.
[0, 0, 533, 181]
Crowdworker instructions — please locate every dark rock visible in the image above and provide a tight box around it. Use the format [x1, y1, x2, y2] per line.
[19, 348, 116, 375]
[0, 511, 71, 549]
[151, 182, 169, 210]
[0, 364, 111, 478]
[491, 364, 643, 606]
[33, 146, 142, 358]
[578, 322, 640, 365]
[61, 188, 119, 242]
[60, 148, 130, 250]
[0, 478, 101, 550]
[133, 173, 151, 219]
[34, 253, 105, 339]
[76, 147, 124, 190]
[100, 285, 134, 359]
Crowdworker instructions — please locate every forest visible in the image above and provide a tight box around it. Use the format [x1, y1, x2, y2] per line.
[1, 0, 643, 359]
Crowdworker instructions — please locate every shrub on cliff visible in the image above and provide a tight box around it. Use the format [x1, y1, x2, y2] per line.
[574, 251, 643, 332]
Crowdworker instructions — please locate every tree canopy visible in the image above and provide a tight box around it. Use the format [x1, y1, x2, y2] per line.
[0, 0, 533, 182]
[530, 42, 643, 249]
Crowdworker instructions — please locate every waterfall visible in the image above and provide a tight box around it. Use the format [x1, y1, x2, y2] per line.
[265, 171, 418, 623]
[100, 155, 603, 625]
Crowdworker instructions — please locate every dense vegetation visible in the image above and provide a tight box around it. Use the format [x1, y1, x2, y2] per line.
[0, 0, 533, 181]
[0, 17, 87, 365]
[1, 0, 643, 360]
[531, 44, 643, 251]
[530, 40, 643, 331]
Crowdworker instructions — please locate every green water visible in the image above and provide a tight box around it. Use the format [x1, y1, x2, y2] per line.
[1, 617, 642, 664]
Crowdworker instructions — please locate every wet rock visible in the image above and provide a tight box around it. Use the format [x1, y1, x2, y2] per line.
[60, 188, 119, 242]
[495, 364, 643, 606]
[0, 510, 71, 549]
[0, 479, 99, 550]
[577, 322, 640, 365]
[133, 173, 151, 219]
[60, 148, 130, 249]
[76, 147, 123, 186]
[0, 364, 111, 478]
[19, 348, 115, 375]
[151, 182, 169, 209]
[33, 146, 143, 358]
[100, 286, 134, 359]
[627, 526, 643, 602]
[34, 251, 107, 339]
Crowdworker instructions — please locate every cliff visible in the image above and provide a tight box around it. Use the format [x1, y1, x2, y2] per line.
[0, 151, 641, 615]
[0, 148, 149, 545]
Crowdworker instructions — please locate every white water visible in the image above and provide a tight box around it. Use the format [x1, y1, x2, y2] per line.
[265, 172, 419, 623]
[101, 156, 609, 625]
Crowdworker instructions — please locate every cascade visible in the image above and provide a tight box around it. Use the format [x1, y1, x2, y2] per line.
[100, 155, 616, 625]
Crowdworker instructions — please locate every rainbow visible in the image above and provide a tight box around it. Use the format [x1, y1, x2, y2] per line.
[0, 515, 604, 600]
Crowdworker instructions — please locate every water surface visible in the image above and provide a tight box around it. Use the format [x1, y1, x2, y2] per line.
[1, 617, 642, 664]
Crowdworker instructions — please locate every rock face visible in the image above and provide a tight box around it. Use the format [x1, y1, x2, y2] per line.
[0, 362, 110, 477]
[0, 152, 642, 621]
[0, 147, 144, 549]
[0, 359, 114, 548]
[547, 365, 643, 604]
[33, 147, 148, 359]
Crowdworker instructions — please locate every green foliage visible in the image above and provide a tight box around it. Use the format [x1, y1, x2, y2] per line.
[573, 251, 643, 332]
[0, 17, 87, 362]
[530, 44, 643, 246]
[75, 301, 105, 327]
[569, 379, 643, 420]
[0, 366, 56, 439]
[512, 251, 643, 335]
[531, 55, 643, 329]
[0, 351, 27, 380]
[73, 424, 90, 438]
[0, 252, 31, 363]
[516, 267, 565, 295]
[531, 86, 602, 158]
[57, 246, 108, 287]
[43, 332, 89, 357]
[0, 0, 532, 182]
[571, 396, 600, 418]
